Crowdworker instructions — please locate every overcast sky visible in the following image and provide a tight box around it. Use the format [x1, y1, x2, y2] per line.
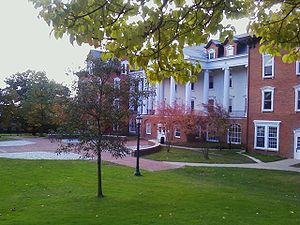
[0, 0, 248, 88]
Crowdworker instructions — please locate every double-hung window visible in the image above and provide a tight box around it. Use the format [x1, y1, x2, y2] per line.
[208, 49, 216, 59]
[174, 128, 181, 138]
[295, 85, 300, 112]
[226, 45, 234, 56]
[262, 54, 274, 78]
[296, 61, 300, 75]
[254, 120, 280, 151]
[114, 77, 121, 89]
[146, 123, 151, 134]
[261, 86, 274, 112]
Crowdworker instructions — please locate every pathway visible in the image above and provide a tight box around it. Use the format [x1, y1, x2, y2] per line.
[0, 137, 299, 172]
[0, 137, 182, 171]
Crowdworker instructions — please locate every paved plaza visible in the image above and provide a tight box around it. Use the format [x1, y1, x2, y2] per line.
[0, 137, 299, 172]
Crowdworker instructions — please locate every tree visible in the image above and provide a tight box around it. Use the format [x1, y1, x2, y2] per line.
[3, 70, 70, 134]
[56, 58, 129, 198]
[203, 102, 230, 151]
[22, 80, 70, 134]
[30, 0, 299, 82]
[152, 102, 185, 151]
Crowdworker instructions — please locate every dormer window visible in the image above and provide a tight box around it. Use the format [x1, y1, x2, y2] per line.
[208, 49, 216, 59]
[226, 45, 234, 56]
[121, 62, 129, 74]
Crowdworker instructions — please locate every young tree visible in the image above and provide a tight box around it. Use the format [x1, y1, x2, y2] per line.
[30, 0, 299, 82]
[203, 102, 230, 151]
[152, 102, 185, 151]
[56, 58, 129, 198]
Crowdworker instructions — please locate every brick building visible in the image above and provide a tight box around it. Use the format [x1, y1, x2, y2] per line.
[247, 39, 300, 158]
[138, 35, 300, 159]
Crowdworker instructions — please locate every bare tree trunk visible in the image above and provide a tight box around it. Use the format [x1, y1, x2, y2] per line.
[203, 148, 209, 159]
[97, 149, 104, 198]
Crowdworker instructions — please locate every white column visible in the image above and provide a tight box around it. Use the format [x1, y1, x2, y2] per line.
[185, 81, 191, 110]
[223, 67, 230, 110]
[155, 82, 161, 113]
[203, 70, 209, 105]
[170, 76, 176, 106]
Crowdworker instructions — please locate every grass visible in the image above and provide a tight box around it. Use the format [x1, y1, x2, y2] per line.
[245, 151, 286, 162]
[0, 136, 17, 141]
[0, 158, 299, 225]
[142, 146, 255, 164]
[173, 141, 244, 149]
[0, 133, 39, 138]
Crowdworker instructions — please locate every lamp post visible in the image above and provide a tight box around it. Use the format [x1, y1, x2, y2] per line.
[134, 114, 142, 176]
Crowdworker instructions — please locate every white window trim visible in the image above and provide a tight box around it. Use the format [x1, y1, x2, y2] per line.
[296, 61, 300, 75]
[227, 124, 241, 144]
[174, 128, 181, 138]
[261, 86, 275, 112]
[208, 49, 216, 59]
[114, 77, 121, 89]
[262, 54, 274, 79]
[146, 122, 151, 135]
[226, 45, 234, 56]
[295, 84, 300, 112]
[253, 120, 281, 151]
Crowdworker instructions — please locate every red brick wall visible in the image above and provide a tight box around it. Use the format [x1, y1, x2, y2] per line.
[247, 45, 300, 157]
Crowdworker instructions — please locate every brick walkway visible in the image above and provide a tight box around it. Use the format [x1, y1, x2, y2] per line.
[0, 137, 182, 171]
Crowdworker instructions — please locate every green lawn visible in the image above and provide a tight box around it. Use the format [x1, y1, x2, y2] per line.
[143, 147, 255, 164]
[0, 136, 17, 141]
[0, 159, 300, 225]
[0, 158, 299, 225]
[245, 151, 286, 162]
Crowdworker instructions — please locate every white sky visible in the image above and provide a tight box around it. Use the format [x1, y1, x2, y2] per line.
[0, 0, 248, 88]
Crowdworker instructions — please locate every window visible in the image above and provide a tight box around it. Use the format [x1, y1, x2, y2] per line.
[295, 85, 300, 112]
[191, 82, 194, 91]
[209, 75, 214, 89]
[114, 77, 121, 89]
[129, 119, 136, 133]
[113, 123, 120, 132]
[262, 54, 274, 78]
[195, 125, 201, 139]
[175, 83, 178, 92]
[229, 75, 233, 88]
[226, 45, 234, 56]
[174, 128, 181, 138]
[146, 123, 151, 134]
[208, 99, 214, 111]
[228, 124, 241, 144]
[121, 64, 126, 74]
[208, 49, 216, 59]
[191, 99, 195, 110]
[261, 86, 274, 112]
[206, 129, 219, 142]
[114, 98, 120, 110]
[254, 120, 280, 151]
[229, 98, 233, 113]
[296, 61, 300, 75]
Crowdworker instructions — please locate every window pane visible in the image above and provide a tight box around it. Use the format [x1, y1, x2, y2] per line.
[268, 127, 278, 149]
[256, 126, 265, 147]
[297, 90, 300, 110]
[264, 54, 272, 66]
[264, 91, 272, 110]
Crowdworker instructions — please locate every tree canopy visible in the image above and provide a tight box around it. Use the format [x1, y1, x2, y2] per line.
[30, 0, 300, 82]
